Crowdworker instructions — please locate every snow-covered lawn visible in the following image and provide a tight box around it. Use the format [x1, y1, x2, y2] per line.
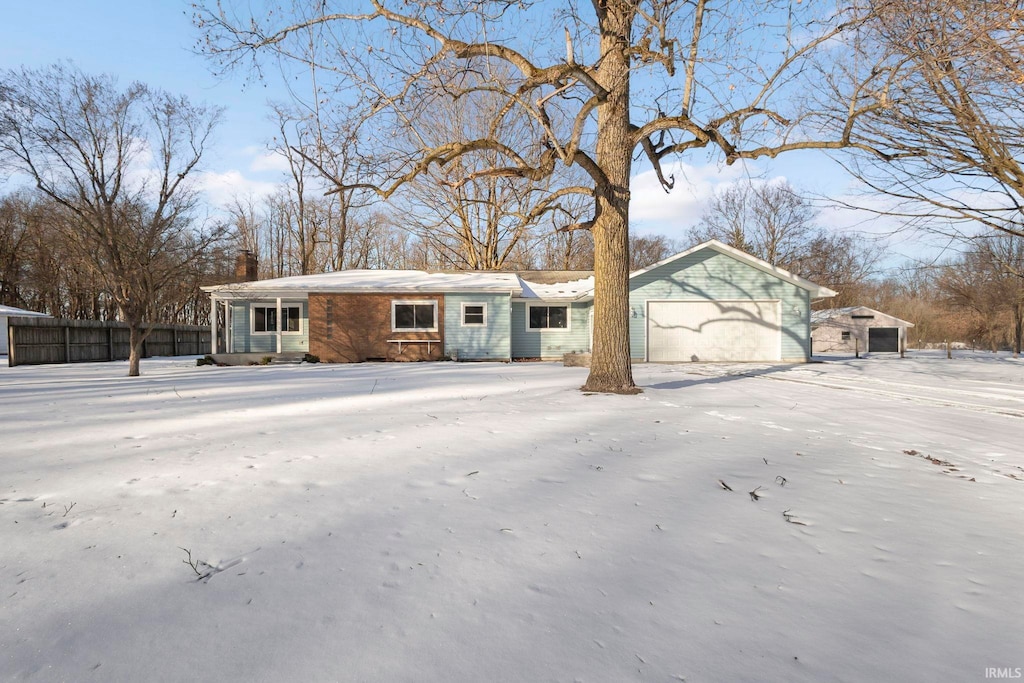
[2, 352, 1022, 682]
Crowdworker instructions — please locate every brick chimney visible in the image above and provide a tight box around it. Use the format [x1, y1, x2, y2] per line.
[234, 250, 258, 282]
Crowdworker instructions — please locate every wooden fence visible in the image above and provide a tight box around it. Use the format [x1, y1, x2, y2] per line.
[7, 317, 210, 367]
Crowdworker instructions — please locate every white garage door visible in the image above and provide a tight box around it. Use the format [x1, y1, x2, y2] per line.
[647, 300, 782, 362]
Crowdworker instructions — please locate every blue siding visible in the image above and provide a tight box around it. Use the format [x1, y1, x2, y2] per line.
[443, 293, 512, 360]
[230, 300, 309, 354]
[510, 301, 591, 359]
[628, 251, 810, 361]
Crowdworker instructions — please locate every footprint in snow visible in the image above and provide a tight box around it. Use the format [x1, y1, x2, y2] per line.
[52, 518, 82, 530]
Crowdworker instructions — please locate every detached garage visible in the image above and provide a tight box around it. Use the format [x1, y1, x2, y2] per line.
[629, 241, 836, 363]
[811, 307, 914, 354]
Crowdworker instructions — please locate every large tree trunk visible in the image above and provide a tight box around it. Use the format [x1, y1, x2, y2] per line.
[128, 322, 142, 377]
[582, 5, 637, 394]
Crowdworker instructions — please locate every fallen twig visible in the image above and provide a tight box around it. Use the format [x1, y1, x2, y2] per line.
[749, 486, 763, 501]
[717, 479, 733, 491]
[179, 547, 203, 577]
[782, 509, 807, 526]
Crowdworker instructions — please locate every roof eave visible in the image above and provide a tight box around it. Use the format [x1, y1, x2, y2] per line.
[205, 285, 523, 297]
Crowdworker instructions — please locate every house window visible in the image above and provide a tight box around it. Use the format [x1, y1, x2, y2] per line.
[392, 301, 437, 331]
[462, 303, 487, 327]
[841, 331, 851, 341]
[253, 304, 301, 334]
[528, 304, 569, 330]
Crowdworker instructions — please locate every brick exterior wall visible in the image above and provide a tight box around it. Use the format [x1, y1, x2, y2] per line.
[308, 293, 445, 362]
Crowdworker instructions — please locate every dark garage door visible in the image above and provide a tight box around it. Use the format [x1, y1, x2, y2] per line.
[868, 327, 899, 352]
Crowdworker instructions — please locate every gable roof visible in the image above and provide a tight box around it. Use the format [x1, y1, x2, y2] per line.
[628, 239, 838, 299]
[812, 306, 915, 327]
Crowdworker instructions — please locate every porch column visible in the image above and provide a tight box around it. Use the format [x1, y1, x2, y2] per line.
[226, 301, 233, 353]
[210, 295, 217, 354]
[276, 297, 282, 354]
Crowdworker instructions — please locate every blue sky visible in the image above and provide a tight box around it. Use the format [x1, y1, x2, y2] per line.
[1, 1, 932, 266]
[1, 1, 287, 199]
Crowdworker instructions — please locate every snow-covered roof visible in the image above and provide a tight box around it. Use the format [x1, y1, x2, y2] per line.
[518, 275, 594, 301]
[0, 305, 49, 317]
[812, 306, 915, 327]
[629, 239, 838, 299]
[203, 239, 838, 302]
[203, 270, 524, 297]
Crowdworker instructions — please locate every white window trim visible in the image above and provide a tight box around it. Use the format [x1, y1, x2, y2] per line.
[391, 300, 439, 332]
[461, 302, 488, 327]
[526, 303, 571, 331]
[250, 302, 303, 335]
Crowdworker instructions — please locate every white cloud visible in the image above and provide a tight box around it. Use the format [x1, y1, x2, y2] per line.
[196, 169, 279, 209]
[629, 159, 771, 238]
[245, 146, 293, 174]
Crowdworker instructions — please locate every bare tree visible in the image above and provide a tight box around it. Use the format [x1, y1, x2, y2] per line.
[226, 193, 265, 262]
[0, 193, 32, 308]
[798, 233, 884, 309]
[938, 235, 1024, 355]
[691, 181, 818, 267]
[845, 0, 1024, 240]
[0, 63, 224, 375]
[197, 1, 894, 392]
[629, 234, 679, 271]
[535, 228, 595, 271]
[382, 73, 590, 270]
[270, 104, 319, 275]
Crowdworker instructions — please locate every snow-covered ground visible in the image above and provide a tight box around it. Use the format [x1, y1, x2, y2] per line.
[2, 351, 1022, 682]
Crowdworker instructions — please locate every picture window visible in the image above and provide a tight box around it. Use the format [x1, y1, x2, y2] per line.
[253, 305, 301, 334]
[528, 305, 568, 330]
[392, 301, 437, 331]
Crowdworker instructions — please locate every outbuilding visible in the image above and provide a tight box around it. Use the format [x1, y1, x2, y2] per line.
[0, 305, 50, 355]
[811, 306, 914, 354]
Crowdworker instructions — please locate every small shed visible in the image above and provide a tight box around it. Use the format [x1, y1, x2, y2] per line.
[0, 305, 50, 355]
[811, 306, 914, 354]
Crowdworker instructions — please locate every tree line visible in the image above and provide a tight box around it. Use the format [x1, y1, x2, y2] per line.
[3, 1, 1023, 381]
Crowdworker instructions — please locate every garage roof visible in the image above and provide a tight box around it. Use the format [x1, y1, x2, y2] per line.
[812, 306, 915, 327]
[630, 240, 838, 299]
